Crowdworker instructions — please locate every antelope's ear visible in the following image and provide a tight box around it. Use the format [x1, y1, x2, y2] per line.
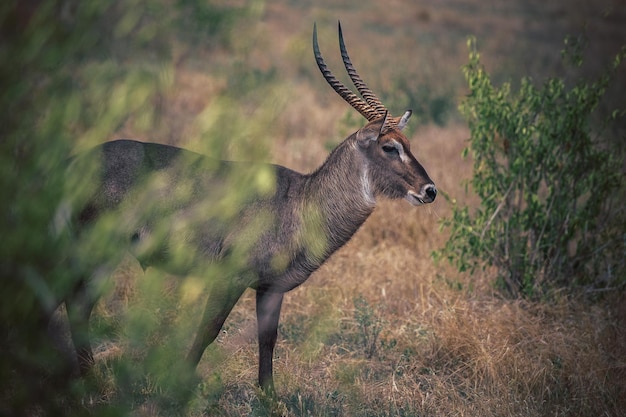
[356, 112, 387, 148]
[397, 110, 412, 131]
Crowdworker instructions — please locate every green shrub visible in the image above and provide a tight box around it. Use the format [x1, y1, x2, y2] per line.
[0, 1, 262, 415]
[437, 37, 625, 298]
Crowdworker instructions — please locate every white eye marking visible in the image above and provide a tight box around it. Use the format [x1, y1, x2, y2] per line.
[399, 146, 409, 163]
[385, 140, 409, 163]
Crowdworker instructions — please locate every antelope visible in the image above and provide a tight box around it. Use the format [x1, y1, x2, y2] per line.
[60, 22, 436, 393]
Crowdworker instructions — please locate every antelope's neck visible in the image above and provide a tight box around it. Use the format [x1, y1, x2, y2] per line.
[303, 140, 375, 252]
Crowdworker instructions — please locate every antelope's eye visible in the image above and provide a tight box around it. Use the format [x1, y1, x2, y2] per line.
[382, 144, 399, 156]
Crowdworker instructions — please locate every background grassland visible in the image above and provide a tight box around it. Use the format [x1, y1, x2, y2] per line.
[2, 0, 625, 416]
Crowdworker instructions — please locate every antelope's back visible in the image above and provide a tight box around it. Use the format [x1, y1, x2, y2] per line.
[68, 139, 286, 274]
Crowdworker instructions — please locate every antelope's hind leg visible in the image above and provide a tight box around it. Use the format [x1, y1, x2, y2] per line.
[185, 279, 247, 368]
[65, 281, 98, 375]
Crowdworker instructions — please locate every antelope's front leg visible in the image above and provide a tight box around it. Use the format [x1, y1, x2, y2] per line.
[256, 289, 284, 393]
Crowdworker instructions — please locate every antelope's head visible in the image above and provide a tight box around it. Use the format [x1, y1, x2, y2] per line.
[313, 23, 436, 206]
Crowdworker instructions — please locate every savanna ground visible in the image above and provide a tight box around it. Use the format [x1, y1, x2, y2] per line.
[2, 0, 625, 416]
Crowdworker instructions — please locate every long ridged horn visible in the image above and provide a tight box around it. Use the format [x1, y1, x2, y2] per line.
[313, 23, 411, 131]
[337, 22, 387, 118]
[313, 23, 380, 121]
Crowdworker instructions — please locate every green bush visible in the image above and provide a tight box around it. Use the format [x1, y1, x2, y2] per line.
[0, 1, 262, 415]
[437, 37, 626, 298]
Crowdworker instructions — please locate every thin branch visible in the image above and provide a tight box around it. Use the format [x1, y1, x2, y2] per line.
[480, 181, 515, 240]
[529, 190, 558, 268]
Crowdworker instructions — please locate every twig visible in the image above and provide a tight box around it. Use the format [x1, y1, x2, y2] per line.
[480, 181, 515, 240]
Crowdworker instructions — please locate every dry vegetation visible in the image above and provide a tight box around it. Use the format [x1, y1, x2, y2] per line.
[50, 0, 626, 415]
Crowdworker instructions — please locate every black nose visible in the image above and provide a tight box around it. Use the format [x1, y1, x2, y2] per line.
[424, 184, 437, 202]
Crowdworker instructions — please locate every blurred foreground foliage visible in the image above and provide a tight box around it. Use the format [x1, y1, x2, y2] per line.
[0, 0, 264, 415]
[437, 37, 626, 298]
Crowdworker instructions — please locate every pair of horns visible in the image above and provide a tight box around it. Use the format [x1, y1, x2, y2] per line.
[313, 22, 411, 130]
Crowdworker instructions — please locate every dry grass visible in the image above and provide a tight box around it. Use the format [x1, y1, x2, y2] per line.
[69, 0, 626, 415]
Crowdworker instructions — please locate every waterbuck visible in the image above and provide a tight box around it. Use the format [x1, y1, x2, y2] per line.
[61, 22, 436, 393]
